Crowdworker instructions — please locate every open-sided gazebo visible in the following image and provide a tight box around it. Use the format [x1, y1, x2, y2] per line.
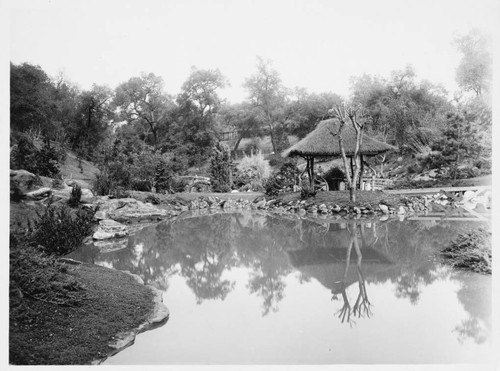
[282, 118, 397, 189]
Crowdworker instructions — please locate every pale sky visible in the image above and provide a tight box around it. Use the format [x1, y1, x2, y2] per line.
[6, 0, 499, 102]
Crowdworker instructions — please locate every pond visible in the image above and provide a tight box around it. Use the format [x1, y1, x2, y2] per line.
[71, 211, 492, 364]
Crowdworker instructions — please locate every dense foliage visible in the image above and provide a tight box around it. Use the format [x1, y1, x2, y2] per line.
[10, 29, 492, 192]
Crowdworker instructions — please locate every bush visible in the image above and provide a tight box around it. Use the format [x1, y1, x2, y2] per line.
[10, 134, 61, 177]
[300, 184, 317, 199]
[170, 177, 190, 193]
[264, 173, 285, 197]
[93, 172, 114, 196]
[26, 203, 96, 256]
[154, 160, 172, 193]
[441, 228, 491, 274]
[144, 194, 160, 205]
[68, 184, 82, 207]
[130, 178, 152, 192]
[236, 151, 271, 191]
[210, 143, 232, 193]
[264, 162, 300, 196]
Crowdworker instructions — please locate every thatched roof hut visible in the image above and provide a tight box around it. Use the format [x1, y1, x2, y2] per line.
[281, 118, 397, 189]
[282, 118, 397, 158]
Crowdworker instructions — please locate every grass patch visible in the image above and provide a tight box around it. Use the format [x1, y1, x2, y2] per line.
[441, 228, 491, 274]
[10, 262, 154, 365]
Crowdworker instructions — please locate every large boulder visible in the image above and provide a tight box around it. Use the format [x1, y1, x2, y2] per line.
[51, 186, 95, 204]
[93, 219, 129, 240]
[25, 187, 52, 201]
[10, 169, 43, 194]
[97, 198, 175, 223]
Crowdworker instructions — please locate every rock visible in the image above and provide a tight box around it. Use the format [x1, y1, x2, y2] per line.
[253, 196, 266, 203]
[98, 198, 172, 223]
[428, 169, 438, 178]
[94, 237, 128, 251]
[332, 204, 341, 213]
[25, 187, 52, 200]
[397, 206, 406, 215]
[231, 190, 239, 193]
[80, 188, 95, 203]
[378, 204, 389, 214]
[318, 204, 328, 214]
[93, 219, 129, 240]
[353, 207, 362, 214]
[255, 200, 267, 209]
[10, 169, 43, 194]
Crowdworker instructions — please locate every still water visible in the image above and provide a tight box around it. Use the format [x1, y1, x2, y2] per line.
[71, 211, 492, 364]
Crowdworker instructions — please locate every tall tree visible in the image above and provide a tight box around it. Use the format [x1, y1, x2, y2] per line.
[329, 102, 370, 202]
[71, 84, 113, 158]
[244, 57, 289, 154]
[114, 73, 174, 146]
[10, 62, 56, 137]
[171, 67, 228, 166]
[454, 29, 492, 97]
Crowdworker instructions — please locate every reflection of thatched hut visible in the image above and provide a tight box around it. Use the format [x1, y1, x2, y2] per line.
[287, 247, 395, 294]
[282, 118, 397, 188]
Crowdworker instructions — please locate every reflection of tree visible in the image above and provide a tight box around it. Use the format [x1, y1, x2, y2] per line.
[333, 222, 372, 326]
[247, 242, 290, 316]
[453, 271, 491, 344]
[176, 214, 236, 303]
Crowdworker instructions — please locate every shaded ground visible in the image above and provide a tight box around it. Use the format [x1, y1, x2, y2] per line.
[9, 262, 154, 365]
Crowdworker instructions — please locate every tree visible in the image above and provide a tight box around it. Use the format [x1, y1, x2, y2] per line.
[114, 73, 174, 146]
[349, 67, 451, 149]
[218, 102, 263, 155]
[10, 62, 56, 136]
[329, 102, 370, 202]
[454, 30, 492, 97]
[71, 84, 113, 159]
[286, 90, 342, 139]
[244, 57, 289, 154]
[170, 67, 228, 166]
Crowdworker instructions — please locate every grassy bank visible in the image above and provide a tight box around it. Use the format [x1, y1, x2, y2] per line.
[441, 228, 492, 274]
[9, 201, 157, 365]
[10, 261, 155, 365]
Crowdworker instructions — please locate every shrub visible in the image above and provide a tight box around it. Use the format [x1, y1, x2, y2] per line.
[264, 173, 284, 197]
[10, 134, 61, 177]
[210, 143, 232, 193]
[130, 178, 152, 192]
[93, 172, 114, 196]
[300, 184, 317, 199]
[144, 194, 160, 205]
[264, 162, 299, 196]
[68, 184, 82, 207]
[170, 177, 190, 193]
[441, 228, 491, 274]
[154, 160, 173, 194]
[236, 151, 271, 191]
[27, 204, 96, 256]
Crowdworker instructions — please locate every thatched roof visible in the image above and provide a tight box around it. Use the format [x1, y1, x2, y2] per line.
[282, 118, 397, 158]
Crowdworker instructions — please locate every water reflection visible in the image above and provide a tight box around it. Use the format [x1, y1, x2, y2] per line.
[70, 211, 491, 350]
